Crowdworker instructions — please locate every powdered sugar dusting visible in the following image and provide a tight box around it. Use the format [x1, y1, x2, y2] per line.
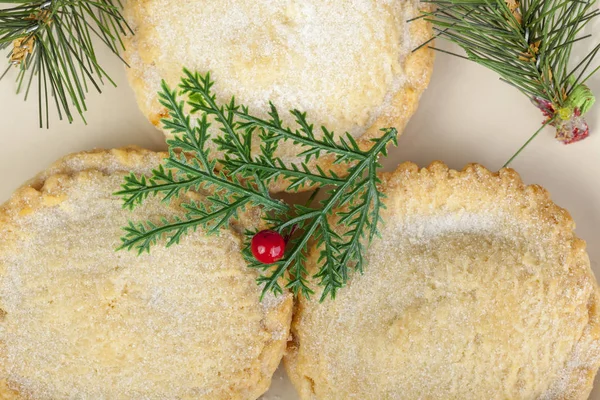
[290, 204, 599, 398]
[398, 212, 500, 243]
[125, 0, 424, 158]
[0, 151, 292, 399]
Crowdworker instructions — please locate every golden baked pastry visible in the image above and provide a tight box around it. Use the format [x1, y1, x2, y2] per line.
[122, 0, 434, 192]
[285, 162, 600, 399]
[0, 147, 293, 399]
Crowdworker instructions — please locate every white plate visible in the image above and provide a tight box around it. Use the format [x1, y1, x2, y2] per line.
[1, 22, 599, 400]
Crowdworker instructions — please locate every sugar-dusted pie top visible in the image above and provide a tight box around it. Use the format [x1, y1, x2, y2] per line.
[286, 161, 600, 399]
[0, 147, 293, 399]
[123, 0, 434, 191]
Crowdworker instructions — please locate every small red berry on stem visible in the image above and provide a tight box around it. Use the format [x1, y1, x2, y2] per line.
[251, 190, 316, 263]
[251, 230, 286, 264]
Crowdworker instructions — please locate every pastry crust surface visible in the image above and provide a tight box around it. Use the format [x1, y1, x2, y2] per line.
[0, 147, 293, 400]
[123, 0, 434, 192]
[285, 162, 600, 399]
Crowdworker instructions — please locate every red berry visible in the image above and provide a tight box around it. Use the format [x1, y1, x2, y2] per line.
[251, 230, 286, 264]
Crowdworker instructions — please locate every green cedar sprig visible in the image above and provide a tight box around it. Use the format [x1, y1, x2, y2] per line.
[116, 69, 397, 300]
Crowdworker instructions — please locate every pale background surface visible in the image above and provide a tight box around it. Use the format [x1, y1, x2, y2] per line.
[1, 16, 599, 400]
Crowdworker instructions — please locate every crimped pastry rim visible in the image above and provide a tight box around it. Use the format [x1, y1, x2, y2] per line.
[0, 146, 294, 400]
[284, 161, 600, 399]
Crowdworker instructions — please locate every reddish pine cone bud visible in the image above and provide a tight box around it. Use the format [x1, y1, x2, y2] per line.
[251, 230, 286, 264]
[532, 82, 595, 144]
[533, 97, 591, 144]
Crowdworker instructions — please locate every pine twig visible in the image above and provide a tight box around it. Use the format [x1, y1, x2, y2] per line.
[0, 0, 132, 127]
[417, 0, 600, 158]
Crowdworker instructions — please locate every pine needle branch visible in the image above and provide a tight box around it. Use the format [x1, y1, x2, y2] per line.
[418, 0, 600, 153]
[0, 0, 132, 127]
